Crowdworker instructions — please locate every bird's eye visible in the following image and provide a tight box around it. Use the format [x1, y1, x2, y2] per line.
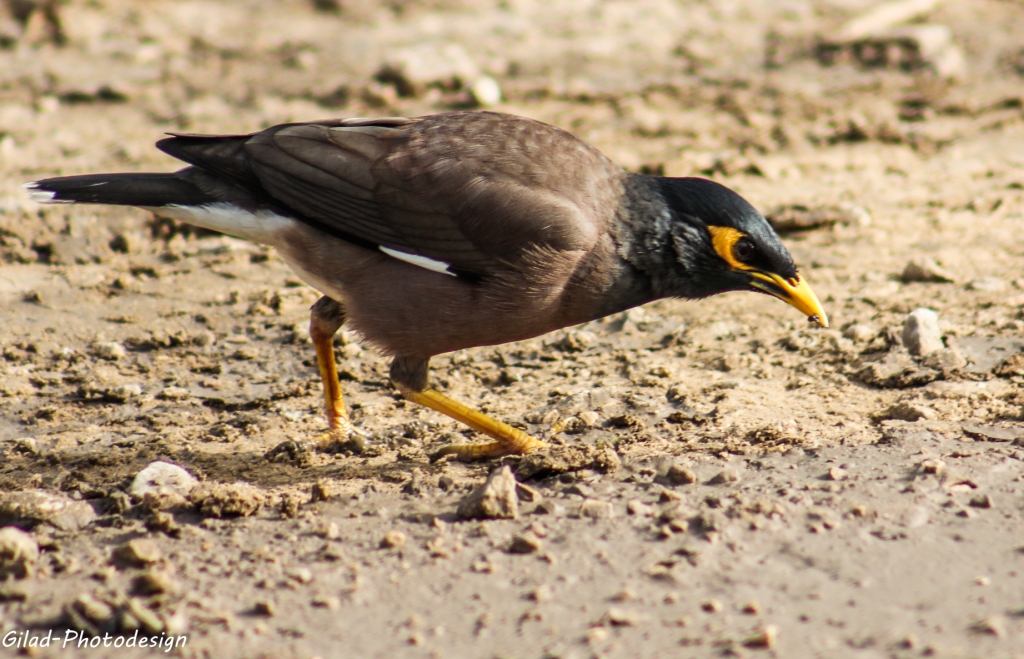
[733, 238, 756, 263]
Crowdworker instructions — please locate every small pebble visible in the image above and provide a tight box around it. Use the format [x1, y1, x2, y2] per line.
[626, 500, 654, 517]
[902, 308, 943, 356]
[579, 500, 615, 519]
[610, 588, 637, 602]
[113, 538, 162, 567]
[709, 468, 740, 485]
[380, 530, 406, 549]
[0, 527, 40, 578]
[666, 464, 697, 485]
[457, 466, 519, 520]
[741, 601, 761, 614]
[586, 626, 609, 644]
[668, 519, 689, 534]
[969, 494, 993, 509]
[901, 257, 955, 283]
[315, 521, 340, 540]
[843, 324, 876, 342]
[827, 467, 847, 481]
[604, 607, 642, 626]
[528, 584, 553, 602]
[515, 482, 541, 502]
[92, 341, 127, 360]
[701, 599, 723, 613]
[969, 617, 1005, 637]
[132, 568, 178, 595]
[507, 532, 543, 554]
[253, 600, 276, 616]
[73, 593, 114, 626]
[157, 386, 190, 400]
[288, 567, 314, 584]
[743, 624, 778, 649]
[311, 595, 341, 610]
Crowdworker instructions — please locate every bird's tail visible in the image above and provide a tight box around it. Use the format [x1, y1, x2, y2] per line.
[24, 173, 216, 208]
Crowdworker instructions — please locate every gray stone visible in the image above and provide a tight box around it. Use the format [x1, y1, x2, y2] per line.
[0, 491, 96, 531]
[901, 257, 955, 283]
[954, 337, 1024, 373]
[457, 466, 519, 520]
[961, 424, 1024, 442]
[902, 308, 943, 356]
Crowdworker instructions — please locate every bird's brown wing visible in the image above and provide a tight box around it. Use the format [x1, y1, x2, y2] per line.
[179, 111, 622, 277]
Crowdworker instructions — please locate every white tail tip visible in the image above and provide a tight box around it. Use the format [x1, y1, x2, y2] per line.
[23, 182, 69, 204]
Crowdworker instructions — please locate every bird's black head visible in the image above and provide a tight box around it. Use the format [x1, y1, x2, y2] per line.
[658, 177, 828, 327]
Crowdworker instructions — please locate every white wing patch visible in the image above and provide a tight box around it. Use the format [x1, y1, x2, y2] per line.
[379, 246, 455, 277]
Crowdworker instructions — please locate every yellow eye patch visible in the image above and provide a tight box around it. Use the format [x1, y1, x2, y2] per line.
[707, 226, 752, 271]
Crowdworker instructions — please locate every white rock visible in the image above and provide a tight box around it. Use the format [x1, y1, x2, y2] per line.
[130, 461, 198, 500]
[902, 308, 943, 356]
[469, 76, 502, 107]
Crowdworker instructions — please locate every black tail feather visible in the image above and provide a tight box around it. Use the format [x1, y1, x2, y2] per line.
[26, 173, 217, 207]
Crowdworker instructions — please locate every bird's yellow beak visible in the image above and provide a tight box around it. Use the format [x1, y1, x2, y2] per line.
[748, 271, 829, 328]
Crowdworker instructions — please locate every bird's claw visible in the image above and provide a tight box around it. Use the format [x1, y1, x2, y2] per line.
[265, 423, 369, 463]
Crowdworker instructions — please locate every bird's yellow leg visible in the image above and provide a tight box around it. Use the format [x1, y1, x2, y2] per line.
[266, 297, 365, 461]
[305, 325, 365, 449]
[395, 385, 547, 460]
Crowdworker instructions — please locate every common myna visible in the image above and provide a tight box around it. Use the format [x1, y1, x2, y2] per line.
[26, 111, 827, 459]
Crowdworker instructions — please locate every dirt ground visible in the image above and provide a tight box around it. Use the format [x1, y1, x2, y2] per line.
[1, 0, 1024, 657]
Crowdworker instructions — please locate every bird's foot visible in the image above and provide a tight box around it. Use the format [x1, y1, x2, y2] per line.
[266, 420, 369, 463]
[429, 434, 547, 462]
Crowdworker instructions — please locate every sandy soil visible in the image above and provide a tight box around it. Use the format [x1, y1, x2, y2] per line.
[1, 0, 1023, 657]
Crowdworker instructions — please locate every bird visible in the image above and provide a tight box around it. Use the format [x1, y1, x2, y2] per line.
[25, 110, 828, 460]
